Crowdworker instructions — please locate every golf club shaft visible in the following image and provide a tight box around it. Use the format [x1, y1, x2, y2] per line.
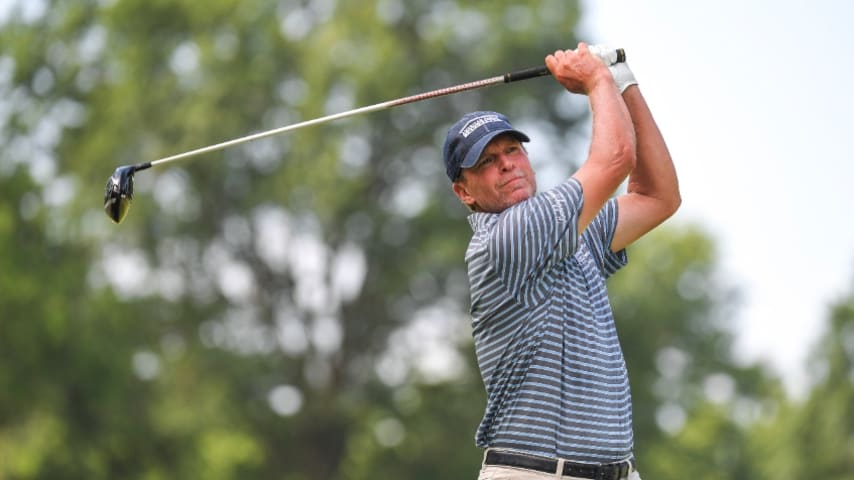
[147, 49, 624, 169]
[149, 71, 537, 168]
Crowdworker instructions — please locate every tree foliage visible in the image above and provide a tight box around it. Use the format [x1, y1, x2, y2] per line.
[746, 289, 854, 479]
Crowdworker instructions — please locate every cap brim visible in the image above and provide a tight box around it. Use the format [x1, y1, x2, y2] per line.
[460, 129, 530, 170]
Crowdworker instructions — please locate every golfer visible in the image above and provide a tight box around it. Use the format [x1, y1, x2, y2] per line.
[442, 44, 680, 479]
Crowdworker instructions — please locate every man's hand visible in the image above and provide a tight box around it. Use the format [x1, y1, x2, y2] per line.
[588, 45, 638, 93]
[545, 43, 614, 96]
[587, 45, 623, 66]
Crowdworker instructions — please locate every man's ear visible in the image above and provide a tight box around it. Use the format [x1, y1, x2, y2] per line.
[452, 181, 474, 206]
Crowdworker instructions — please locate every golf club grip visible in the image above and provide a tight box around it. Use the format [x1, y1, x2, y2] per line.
[503, 47, 626, 83]
[504, 66, 551, 83]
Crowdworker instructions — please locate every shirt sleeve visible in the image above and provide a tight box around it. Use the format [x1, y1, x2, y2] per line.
[582, 198, 628, 278]
[487, 178, 584, 298]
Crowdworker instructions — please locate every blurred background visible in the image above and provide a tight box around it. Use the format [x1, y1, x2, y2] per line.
[1, 0, 852, 479]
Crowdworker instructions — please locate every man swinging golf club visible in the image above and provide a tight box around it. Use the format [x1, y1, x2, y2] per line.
[443, 43, 680, 479]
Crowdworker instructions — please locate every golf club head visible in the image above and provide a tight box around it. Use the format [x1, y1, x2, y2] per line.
[104, 165, 137, 223]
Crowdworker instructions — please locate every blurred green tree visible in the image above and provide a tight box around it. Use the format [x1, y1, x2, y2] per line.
[746, 285, 854, 480]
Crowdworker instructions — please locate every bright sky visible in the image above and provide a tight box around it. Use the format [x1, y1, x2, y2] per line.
[580, 0, 854, 396]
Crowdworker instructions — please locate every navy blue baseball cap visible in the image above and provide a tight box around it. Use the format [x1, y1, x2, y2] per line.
[443, 111, 530, 181]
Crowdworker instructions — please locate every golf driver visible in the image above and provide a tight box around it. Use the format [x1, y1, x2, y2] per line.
[104, 48, 626, 223]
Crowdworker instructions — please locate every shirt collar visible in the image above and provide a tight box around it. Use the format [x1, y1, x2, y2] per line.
[467, 212, 496, 232]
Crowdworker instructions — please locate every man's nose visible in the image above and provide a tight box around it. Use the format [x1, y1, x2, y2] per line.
[497, 154, 515, 171]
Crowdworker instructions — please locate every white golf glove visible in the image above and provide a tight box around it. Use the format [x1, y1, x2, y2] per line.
[588, 44, 638, 93]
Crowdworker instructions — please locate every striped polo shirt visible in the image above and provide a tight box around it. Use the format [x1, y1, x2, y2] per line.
[466, 178, 633, 463]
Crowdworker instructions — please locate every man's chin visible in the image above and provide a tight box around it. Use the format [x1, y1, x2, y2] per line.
[510, 186, 535, 202]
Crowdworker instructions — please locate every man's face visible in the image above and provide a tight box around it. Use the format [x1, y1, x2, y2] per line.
[452, 133, 537, 213]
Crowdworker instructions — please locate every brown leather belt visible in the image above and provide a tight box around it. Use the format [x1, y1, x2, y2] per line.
[484, 449, 636, 479]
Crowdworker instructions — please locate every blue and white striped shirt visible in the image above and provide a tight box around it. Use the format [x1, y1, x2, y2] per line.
[466, 178, 632, 463]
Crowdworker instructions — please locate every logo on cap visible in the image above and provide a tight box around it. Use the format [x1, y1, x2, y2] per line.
[460, 114, 502, 138]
